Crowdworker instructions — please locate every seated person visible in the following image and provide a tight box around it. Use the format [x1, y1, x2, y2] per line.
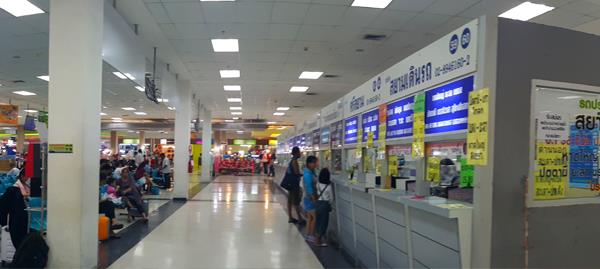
[7, 161, 20, 177]
[119, 168, 149, 223]
[13, 173, 30, 200]
[99, 177, 124, 239]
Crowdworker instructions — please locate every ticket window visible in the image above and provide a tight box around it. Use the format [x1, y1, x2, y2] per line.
[388, 145, 417, 191]
[345, 148, 361, 180]
[331, 149, 342, 173]
[425, 141, 474, 203]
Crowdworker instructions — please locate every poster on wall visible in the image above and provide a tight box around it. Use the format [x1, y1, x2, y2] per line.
[467, 88, 490, 166]
[425, 75, 474, 134]
[412, 93, 426, 159]
[344, 116, 359, 144]
[362, 108, 379, 143]
[386, 96, 414, 139]
[0, 105, 18, 125]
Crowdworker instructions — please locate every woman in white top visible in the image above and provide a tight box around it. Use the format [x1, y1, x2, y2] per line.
[315, 168, 333, 247]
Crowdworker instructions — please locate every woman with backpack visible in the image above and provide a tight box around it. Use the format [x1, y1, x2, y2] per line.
[315, 168, 333, 247]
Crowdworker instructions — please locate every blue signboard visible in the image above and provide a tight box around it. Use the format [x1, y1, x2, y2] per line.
[321, 127, 330, 145]
[300, 134, 306, 148]
[569, 125, 599, 188]
[425, 76, 474, 134]
[294, 136, 302, 147]
[312, 129, 320, 146]
[362, 108, 379, 142]
[344, 116, 359, 144]
[386, 96, 414, 139]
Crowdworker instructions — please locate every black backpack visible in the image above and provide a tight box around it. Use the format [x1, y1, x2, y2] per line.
[10, 232, 48, 268]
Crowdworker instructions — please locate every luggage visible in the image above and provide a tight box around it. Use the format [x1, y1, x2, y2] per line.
[1, 226, 15, 265]
[10, 232, 48, 268]
[98, 215, 110, 241]
[150, 186, 160, 195]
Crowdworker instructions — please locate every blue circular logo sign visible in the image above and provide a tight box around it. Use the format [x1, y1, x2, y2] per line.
[461, 28, 471, 49]
[449, 34, 459, 55]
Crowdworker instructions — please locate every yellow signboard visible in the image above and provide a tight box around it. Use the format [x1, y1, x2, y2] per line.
[356, 127, 363, 158]
[467, 88, 490, 166]
[378, 124, 386, 149]
[388, 155, 398, 177]
[412, 93, 425, 159]
[426, 157, 441, 182]
[49, 144, 73, 154]
[534, 142, 568, 200]
[367, 132, 374, 148]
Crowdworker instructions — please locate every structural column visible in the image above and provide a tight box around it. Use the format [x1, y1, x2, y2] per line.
[201, 108, 212, 182]
[110, 130, 118, 156]
[16, 125, 25, 154]
[173, 80, 192, 199]
[138, 130, 145, 153]
[46, 0, 103, 268]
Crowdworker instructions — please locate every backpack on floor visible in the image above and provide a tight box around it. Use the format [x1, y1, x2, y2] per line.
[10, 232, 48, 268]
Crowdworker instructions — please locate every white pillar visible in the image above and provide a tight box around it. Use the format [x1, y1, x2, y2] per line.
[201, 109, 212, 182]
[110, 130, 118, 156]
[173, 80, 191, 199]
[46, 0, 103, 268]
[138, 130, 145, 152]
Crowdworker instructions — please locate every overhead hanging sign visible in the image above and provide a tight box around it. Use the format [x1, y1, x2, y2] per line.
[361, 108, 379, 143]
[0, 105, 18, 125]
[425, 75, 474, 134]
[386, 96, 414, 139]
[343, 19, 478, 116]
[344, 116, 359, 144]
[467, 88, 490, 166]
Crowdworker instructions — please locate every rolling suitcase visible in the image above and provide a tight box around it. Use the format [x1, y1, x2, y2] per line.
[1, 226, 15, 265]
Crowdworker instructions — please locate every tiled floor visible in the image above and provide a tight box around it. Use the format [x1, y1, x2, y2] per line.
[108, 175, 324, 269]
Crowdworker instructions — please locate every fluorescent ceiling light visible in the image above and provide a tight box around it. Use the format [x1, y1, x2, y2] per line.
[273, 112, 285, 116]
[232, 117, 240, 120]
[351, 0, 392, 9]
[236, 131, 244, 134]
[37, 75, 49, 82]
[224, 85, 241, 91]
[299, 71, 323, 80]
[229, 107, 242, 110]
[211, 39, 239, 52]
[13, 91, 36, 96]
[227, 98, 242, 103]
[112, 119, 123, 123]
[157, 98, 169, 103]
[290, 86, 309, 93]
[558, 96, 581, 100]
[113, 72, 127, 79]
[276, 107, 290, 111]
[135, 86, 145, 92]
[267, 121, 276, 124]
[122, 107, 136, 111]
[225, 119, 234, 122]
[124, 73, 135, 80]
[24, 109, 38, 113]
[111, 117, 122, 120]
[100, 112, 107, 116]
[167, 106, 176, 110]
[499, 1, 555, 21]
[220, 70, 240, 78]
[231, 112, 243, 115]
[134, 112, 147, 115]
[0, 0, 44, 17]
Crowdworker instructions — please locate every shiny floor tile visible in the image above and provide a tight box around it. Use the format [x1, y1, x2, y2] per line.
[109, 176, 323, 269]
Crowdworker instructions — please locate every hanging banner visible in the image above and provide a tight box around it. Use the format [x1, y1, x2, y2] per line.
[388, 155, 399, 177]
[412, 93, 425, 159]
[426, 156, 441, 182]
[0, 105, 18, 125]
[378, 104, 387, 149]
[535, 142, 568, 200]
[467, 87, 490, 165]
[355, 126, 363, 158]
[367, 132, 374, 148]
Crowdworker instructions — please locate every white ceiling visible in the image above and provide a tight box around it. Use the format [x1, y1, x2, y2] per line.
[2, 0, 600, 127]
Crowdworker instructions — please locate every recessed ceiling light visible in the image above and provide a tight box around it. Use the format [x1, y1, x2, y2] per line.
[267, 121, 276, 124]
[229, 107, 242, 110]
[227, 98, 242, 103]
[351, 0, 392, 9]
[299, 71, 323, 80]
[290, 86, 309, 93]
[232, 117, 240, 120]
[24, 109, 38, 113]
[157, 98, 169, 103]
[100, 112, 107, 116]
[0, 0, 44, 17]
[167, 106, 176, 110]
[225, 119, 234, 123]
[276, 107, 290, 111]
[124, 73, 135, 80]
[231, 112, 243, 115]
[220, 70, 240, 78]
[499, 1, 555, 21]
[273, 112, 285, 116]
[37, 75, 49, 82]
[113, 72, 127, 79]
[211, 39, 239, 52]
[135, 86, 145, 92]
[134, 112, 147, 115]
[112, 119, 123, 123]
[111, 117, 122, 120]
[122, 107, 136, 111]
[224, 85, 241, 91]
[13, 91, 36, 96]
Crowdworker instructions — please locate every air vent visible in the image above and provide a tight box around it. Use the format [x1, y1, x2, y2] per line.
[363, 34, 387, 41]
[306, 92, 317, 96]
[324, 74, 339, 78]
[12, 80, 25, 83]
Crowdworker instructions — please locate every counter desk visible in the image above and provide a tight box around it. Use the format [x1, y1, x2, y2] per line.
[332, 176, 473, 269]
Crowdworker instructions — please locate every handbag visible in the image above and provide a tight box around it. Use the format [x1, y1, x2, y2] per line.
[280, 159, 300, 191]
[315, 184, 332, 212]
